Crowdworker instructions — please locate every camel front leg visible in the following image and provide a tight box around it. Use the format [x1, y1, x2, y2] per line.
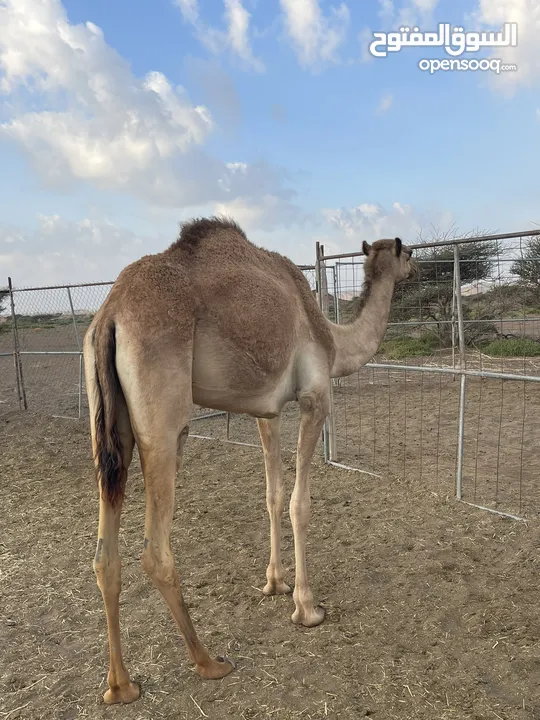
[289, 392, 327, 628]
[257, 417, 291, 596]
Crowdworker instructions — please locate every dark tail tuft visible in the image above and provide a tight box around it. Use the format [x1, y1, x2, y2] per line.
[93, 322, 126, 508]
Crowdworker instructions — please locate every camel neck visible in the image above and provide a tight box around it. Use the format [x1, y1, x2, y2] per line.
[329, 275, 396, 378]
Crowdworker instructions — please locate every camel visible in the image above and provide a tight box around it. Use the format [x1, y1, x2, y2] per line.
[83, 217, 415, 704]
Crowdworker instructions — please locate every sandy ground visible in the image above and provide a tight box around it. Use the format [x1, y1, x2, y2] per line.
[2, 409, 540, 720]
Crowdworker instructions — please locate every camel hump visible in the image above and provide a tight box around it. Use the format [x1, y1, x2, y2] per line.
[169, 216, 247, 251]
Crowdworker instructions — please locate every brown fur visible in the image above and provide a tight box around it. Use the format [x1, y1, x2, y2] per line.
[170, 215, 248, 250]
[83, 217, 415, 704]
[163, 216, 335, 382]
[168, 217, 334, 358]
[352, 238, 412, 314]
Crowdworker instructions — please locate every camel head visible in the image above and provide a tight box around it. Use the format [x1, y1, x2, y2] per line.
[361, 237, 416, 284]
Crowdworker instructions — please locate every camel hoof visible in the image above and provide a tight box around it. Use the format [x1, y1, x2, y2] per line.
[263, 580, 292, 596]
[291, 605, 326, 628]
[103, 681, 140, 704]
[196, 655, 236, 680]
[217, 654, 236, 670]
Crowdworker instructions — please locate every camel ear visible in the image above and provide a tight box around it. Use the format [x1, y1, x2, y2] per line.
[362, 241, 371, 256]
[394, 237, 402, 257]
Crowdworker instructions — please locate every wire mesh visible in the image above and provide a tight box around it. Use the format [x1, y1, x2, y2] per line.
[3, 283, 113, 419]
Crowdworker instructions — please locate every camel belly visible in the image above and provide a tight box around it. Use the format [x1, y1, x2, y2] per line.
[191, 324, 296, 416]
[192, 383, 294, 418]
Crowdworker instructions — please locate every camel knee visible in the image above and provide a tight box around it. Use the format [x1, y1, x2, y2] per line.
[298, 391, 328, 423]
[141, 540, 178, 589]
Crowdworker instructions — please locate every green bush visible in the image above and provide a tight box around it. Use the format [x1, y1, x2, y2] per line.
[481, 338, 540, 357]
[378, 335, 439, 359]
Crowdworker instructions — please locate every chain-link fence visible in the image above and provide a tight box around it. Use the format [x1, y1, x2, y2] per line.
[317, 229, 540, 521]
[1, 281, 114, 419]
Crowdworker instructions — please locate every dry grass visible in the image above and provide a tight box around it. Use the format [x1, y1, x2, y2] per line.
[2, 411, 540, 719]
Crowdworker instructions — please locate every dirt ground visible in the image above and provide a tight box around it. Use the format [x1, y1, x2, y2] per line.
[2, 409, 540, 720]
[324, 366, 540, 520]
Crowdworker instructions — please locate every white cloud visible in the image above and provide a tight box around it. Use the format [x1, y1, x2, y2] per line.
[224, 0, 264, 70]
[174, 0, 199, 24]
[470, 0, 540, 94]
[358, 27, 375, 63]
[0, 205, 309, 288]
[0, 0, 211, 192]
[214, 161, 304, 229]
[174, 0, 264, 71]
[0, 0, 296, 222]
[375, 0, 440, 26]
[322, 201, 453, 254]
[410, 0, 439, 12]
[378, 0, 395, 20]
[376, 92, 394, 114]
[0, 215, 166, 287]
[279, 0, 350, 69]
[215, 194, 305, 232]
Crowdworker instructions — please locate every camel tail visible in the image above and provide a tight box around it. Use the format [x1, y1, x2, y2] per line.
[92, 321, 126, 508]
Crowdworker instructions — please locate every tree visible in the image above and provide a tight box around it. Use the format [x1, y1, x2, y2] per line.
[0, 287, 8, 315]
[510, 236, 540, 287]
[389, 227, 502, 346]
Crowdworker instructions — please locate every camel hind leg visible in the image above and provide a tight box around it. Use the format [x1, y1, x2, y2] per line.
[117, 345, 235, 680]
[85, 340, 139, 704]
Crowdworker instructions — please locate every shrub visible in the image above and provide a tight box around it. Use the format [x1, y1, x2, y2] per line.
[481, 338, 540, 357]
[378, 335, 439, 359]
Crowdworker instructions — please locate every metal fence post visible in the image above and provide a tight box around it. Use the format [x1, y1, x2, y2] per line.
[316, 245, 337, 462]
[333, 263, 344, 389]
[453, 244, 467, 500]
[451, 280, 457, 378]
[67, 286, 83, 419]
[315, 243, 330, 462]
[333, 265, 340, 325]
[320, 247, 330, 317]
[8, 277, 27, 410]
[332, 264, 341, 390]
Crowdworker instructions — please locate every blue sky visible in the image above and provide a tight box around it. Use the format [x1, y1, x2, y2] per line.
[0, 0, 538, 285]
